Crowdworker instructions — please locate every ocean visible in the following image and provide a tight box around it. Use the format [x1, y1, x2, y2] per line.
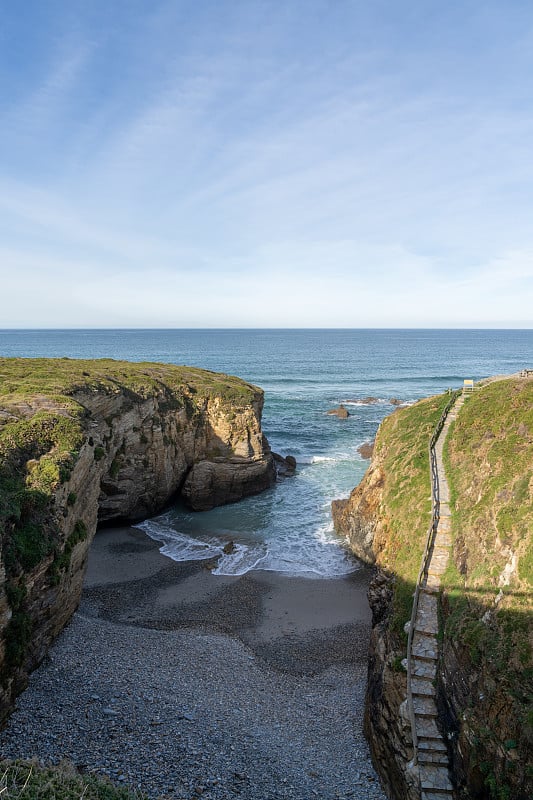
[1, 328, 531, 578]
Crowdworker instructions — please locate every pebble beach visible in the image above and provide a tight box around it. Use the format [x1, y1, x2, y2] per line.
[0, 527, 387, 800]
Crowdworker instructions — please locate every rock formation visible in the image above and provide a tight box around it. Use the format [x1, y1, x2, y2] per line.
[333, 380, 533, 800]
[327, 404, 349, 418]
[0, 358, 275, 725]
[357, 441, 374, 459]
[272, 452, 297, 477]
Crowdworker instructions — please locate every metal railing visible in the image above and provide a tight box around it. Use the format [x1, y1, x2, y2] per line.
[405, 391, 459, 771]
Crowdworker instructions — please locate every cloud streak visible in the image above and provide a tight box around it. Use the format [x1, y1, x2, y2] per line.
[0, 1, 532, 327]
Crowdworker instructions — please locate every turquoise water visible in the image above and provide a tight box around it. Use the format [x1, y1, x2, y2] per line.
[1, 329, 531, 577]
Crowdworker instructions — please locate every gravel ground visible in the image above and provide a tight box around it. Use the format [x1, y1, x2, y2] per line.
[0, 529, 387, 800]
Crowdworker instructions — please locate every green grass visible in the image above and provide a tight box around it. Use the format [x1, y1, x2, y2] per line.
[441, 378, 533, 799]
[371, 391, 454, 635]
[0, 357, 261, 579]
[0, 760, 145, 800]
[0, 357, 263, 691]
[0, 358, 258, 408]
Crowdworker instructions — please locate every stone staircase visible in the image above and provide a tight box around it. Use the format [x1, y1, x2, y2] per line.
[407, 393, 465, 800]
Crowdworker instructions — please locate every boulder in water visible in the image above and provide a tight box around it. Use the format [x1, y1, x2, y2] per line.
[357, 441, 374, 459]
[327, 404, 349, 418]
[273, 452, 297, 477]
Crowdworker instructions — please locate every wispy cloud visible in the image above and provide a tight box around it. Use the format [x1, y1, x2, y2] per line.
[0, 1, 532, 326]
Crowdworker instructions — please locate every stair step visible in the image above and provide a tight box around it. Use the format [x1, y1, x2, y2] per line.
[415, 622, 439, 636]
[421, 583, 440, 595]
[419, 738, 447, 753]
[412, 633, 438, 661]
[412, 677, 434, 697]
[418, 751, 449, 766]
[415, 717, 442, 740]
[421, 791, 454, 800]
[414, 695, 438, 718]
[419, 764, 454, 792]
[412, 659, 437, 680]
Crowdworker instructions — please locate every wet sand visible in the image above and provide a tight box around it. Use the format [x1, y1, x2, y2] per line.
[0, 525, 386, 799]
[83, 525, 374, 674]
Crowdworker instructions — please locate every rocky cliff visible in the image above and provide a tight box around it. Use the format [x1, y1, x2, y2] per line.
[333, 379, 533, 800]
[0, 358, 275, 725]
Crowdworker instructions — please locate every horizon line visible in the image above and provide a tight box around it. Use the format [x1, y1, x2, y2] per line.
[1, 326, 533, 332]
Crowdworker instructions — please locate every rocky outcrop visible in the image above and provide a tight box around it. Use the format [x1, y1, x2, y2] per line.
[272, 452, 296, 477]
[327, 404, 349, 418]
[331, 460, 384, 565]
[332, 440, 414, 799]
[0, 359, 275, 725]
[334, 380, 533, 800]
[357, 441, 374, 459]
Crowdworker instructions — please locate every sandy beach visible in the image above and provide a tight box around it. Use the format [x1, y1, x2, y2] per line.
[0, 526, 386, 800]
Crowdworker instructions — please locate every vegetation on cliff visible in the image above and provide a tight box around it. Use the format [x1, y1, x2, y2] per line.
[0, 357, 261, 586]
[335, 376, 532, 800]
[0, 357, 272, 726]
[0, 759, 143, 800]
[349, 392, 452, 634]
[442, 377, 532, 798]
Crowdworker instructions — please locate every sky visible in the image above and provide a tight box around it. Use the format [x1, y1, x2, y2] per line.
[1, 0, 533, 328]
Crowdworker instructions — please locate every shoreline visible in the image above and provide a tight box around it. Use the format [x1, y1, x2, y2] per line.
[0, 525, 386, 800]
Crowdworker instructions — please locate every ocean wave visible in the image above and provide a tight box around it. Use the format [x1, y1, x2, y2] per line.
[297, 455, 337, 465]
[135, 519, 222, 562]
[340, 398, 388, 406]
[135, 515, 359, 578]
[212, 542, 267, 576]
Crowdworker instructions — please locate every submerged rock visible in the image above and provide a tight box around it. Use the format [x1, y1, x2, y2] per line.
[357, 441, 374, 459]
[272, 452, 297, 477]
[327, 404, 349, 418]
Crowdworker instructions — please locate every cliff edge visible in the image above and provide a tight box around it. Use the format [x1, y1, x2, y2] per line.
[0, 357, 275, 725]
[333, 378, 532, 800]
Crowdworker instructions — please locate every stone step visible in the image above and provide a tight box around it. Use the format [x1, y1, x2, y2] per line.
[421, 791, 454, 800]
[425, 573, 441, 589]
[419, 764, 454, 793]
[419, 738, 447, 753]
[415, 717, 442, 740]
[415, 594, 439, 635]
[421, 583, 440, 595]
[414, 696, 438, 718]
[412, 677, 434, 697]
[412, 633, 438, 661]
[418, 750, 449, 766]
[415, 621, 438, 636]
[428, 560, 448, 577]
[412, 658, 437, 680]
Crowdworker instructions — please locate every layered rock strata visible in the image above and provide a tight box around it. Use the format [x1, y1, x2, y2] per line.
[333, 381, 532, 800]
[0, 359, 275, 725]
[333, 442, 416, 800]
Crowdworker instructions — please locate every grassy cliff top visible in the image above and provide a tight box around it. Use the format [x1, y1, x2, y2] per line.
[0, 357, 260, 411]
[0, 358, 263, 580]
[371, 376, 532, 630]
[371, 376, 532, 797]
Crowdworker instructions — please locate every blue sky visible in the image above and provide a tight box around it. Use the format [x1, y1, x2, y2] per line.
[1, 0, 532, 327]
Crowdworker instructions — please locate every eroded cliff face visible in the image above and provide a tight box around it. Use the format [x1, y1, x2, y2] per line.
[333, 439, 417, 800]
[0, 359, 275, 725]
[333, 382, 533, 800]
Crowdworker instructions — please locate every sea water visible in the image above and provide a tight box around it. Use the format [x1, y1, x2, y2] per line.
[1, 329, 531, 577]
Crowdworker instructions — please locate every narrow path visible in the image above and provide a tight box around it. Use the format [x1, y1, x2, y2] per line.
[408, 394, 464, 800]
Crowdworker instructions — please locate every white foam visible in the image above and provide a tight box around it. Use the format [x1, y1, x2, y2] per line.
[341, 398, 388, 406]
[297, 455, 337, 465]
[212, 542, 267, 576]
[136, 518, 222, 562]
